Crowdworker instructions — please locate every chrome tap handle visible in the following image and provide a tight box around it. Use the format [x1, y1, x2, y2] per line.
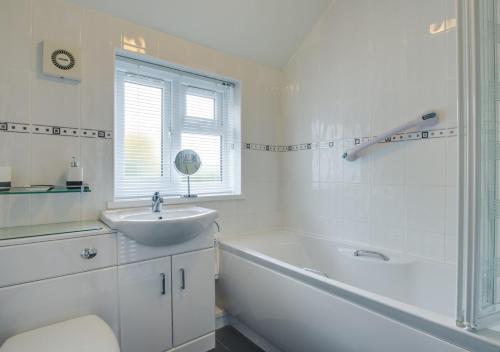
[152, 192, 163, 212]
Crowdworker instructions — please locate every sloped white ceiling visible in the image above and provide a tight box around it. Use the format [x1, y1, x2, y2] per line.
[66, 0, 332, 68]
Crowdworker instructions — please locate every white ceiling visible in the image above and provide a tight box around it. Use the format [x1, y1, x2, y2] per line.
[66, 0, 332, 68]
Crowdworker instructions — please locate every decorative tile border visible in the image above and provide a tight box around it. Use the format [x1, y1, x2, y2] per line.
[1, 121, 457, 151]
[243, 127, 458, 152]
[0, 121, 112, 140]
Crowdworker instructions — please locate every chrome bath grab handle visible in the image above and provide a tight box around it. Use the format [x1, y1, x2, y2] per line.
[353, 250, 389, 261]
[343, 112, 438, 161]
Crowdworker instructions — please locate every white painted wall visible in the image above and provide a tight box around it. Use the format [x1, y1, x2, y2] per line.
[280, 0, 459, 264]
[0, 0, 282, 234]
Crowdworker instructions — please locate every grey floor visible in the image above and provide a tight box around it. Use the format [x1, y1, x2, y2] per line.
[210, 326, 265, 352]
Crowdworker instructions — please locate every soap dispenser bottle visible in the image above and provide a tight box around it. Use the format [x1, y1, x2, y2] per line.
[66, 157, 83, 189]
[0, 166, 11, 190]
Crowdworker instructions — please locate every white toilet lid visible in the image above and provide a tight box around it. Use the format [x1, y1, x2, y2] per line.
[0, 315, 120, 352]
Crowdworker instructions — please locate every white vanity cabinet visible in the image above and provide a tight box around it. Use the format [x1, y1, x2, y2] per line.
[0, 226, 120, 346]
[119, 257, 173, 352]
[118, 248, 215, 352]
[0, 221, 216, 352]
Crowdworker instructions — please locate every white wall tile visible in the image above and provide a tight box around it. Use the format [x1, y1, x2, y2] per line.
[157, 33, 189, 66]
[342, 184, 370, 223]
[407, 229, 445, 262]
[342, 150, 371, 184]
[406, 186, 446, 234]
[371, 185, 406, 228]
[31, 74, 81, 127]
[0, 196, 31, 228]
[446, 137, 458, 187]
[0, 133, 31, 187]
[445, 235, 458, 264]
[371, 143, 407, 186]
[186, 43, 218, 73]
[319, 147, 343, 183]
[317, 182, 343, 221]
[0, 0, 32, 70]
[32, 0, 83, 46]
[0, 68, 30, 124]
[81, 9, 121, 83]
[80, 138, 113, 220]
[257, 211, 282, 233]
[370, 223, 406, 253]
[80, 82, 114, 131]
[30, 194, 81, 225]
[341, 220, 370, 245]
[445, 187, 458, 236]
[119, 19, 159, 57]
[11, 196, 32, 227]
[80, 10, 120, 131]
[406, 138, 446, 187]
[30, 135, 80, 186]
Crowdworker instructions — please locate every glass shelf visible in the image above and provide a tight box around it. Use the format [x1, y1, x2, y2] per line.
[0, 221, 104, 241]
[0, 186, 91, 195]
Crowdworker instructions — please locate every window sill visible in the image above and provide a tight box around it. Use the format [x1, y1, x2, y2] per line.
[108, 193, 245, 209]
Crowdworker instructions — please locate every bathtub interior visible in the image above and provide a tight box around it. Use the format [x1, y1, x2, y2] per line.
[220, 230, 456, 318]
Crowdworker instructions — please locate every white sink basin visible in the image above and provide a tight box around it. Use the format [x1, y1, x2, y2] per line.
[100, 206, 218, 247]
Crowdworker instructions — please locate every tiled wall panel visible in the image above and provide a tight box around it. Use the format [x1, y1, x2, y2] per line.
[281, 0, 459, 264]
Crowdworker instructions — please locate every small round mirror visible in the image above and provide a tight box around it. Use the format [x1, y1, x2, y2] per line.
[174, 149, 201, 176]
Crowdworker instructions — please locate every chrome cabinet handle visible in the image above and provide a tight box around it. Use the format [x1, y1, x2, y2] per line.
[80, 248, 97, 259]
[180, 268, 186, 290]
[161, 273, 166, 295]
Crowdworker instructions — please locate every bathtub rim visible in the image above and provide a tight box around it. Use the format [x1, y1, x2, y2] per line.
[219, 232, 500, 352]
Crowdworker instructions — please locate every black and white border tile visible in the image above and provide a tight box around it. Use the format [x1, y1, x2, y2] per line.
[1, 121, 457, 151]
[0, 121, 112, 140]
[243, 127, 458, 152]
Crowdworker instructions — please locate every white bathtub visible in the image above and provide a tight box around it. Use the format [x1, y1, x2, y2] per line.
[217, 231, 500, 352]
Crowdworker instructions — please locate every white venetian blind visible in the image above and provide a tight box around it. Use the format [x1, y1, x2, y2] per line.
[115, 56, 240, 199]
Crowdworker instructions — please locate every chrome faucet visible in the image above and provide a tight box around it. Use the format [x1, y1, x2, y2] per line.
[152, 192, 163, 212]
[353, 249, 389, 261]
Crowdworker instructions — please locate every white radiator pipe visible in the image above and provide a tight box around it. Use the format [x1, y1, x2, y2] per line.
[342, 112, 439, 161]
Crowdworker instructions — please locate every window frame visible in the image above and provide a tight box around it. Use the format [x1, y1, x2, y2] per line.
[114, 55, 241, 202]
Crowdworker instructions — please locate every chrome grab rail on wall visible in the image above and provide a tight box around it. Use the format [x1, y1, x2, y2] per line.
[353, 250, 390, 262]
[342, 112, 439, 161]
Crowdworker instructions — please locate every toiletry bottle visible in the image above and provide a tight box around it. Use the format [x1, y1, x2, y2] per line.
[0, 166, 11, 190]
[66, 157, 83, 189]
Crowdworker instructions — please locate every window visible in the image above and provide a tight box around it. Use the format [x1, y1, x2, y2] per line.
[115, 56, 240, 199]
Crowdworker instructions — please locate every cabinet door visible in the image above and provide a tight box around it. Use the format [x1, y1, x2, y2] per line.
[118, 257, 172, 352]
[172, 248, 215, 346]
